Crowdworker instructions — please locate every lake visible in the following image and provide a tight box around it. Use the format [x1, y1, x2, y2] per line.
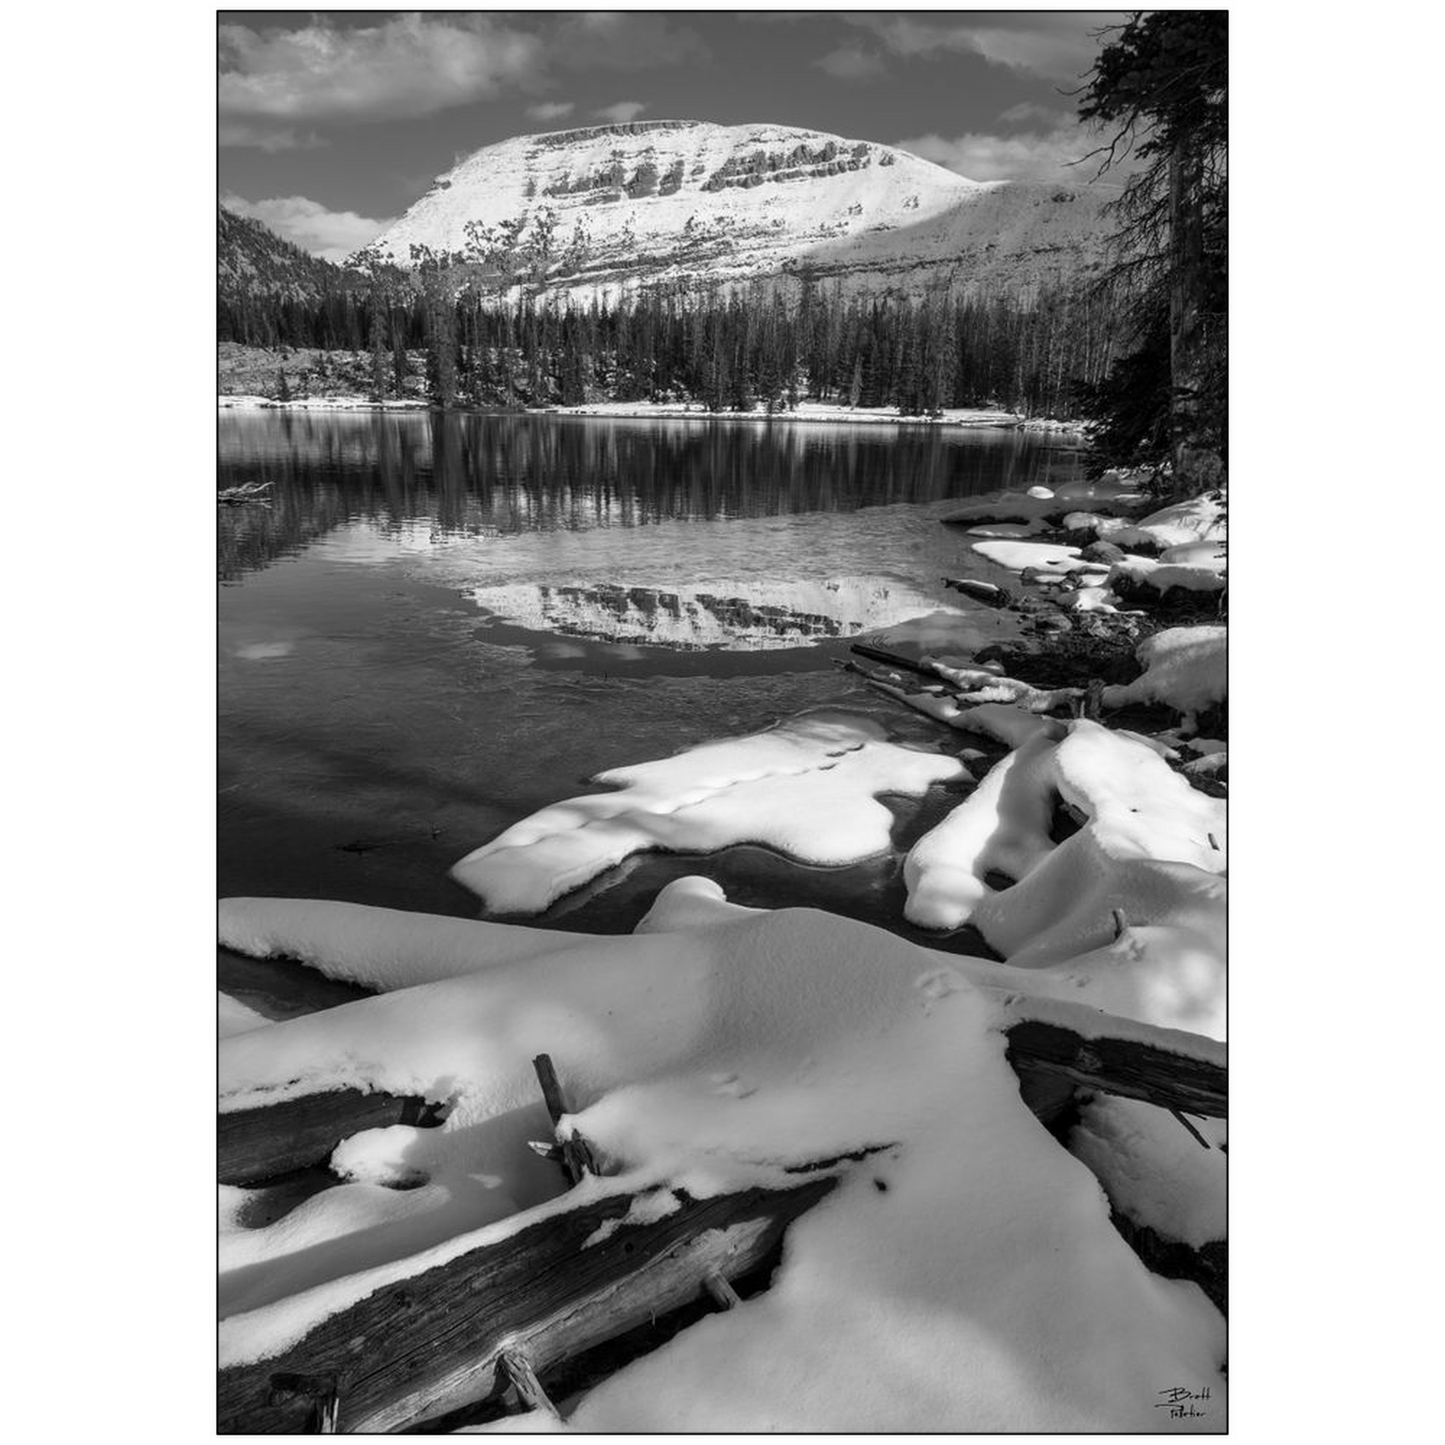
[218, 410, 1086, 1006]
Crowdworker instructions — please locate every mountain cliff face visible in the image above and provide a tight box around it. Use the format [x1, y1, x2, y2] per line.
[363, 120, 1113, 302]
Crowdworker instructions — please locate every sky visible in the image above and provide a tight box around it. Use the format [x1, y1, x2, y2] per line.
[219, 9, 1129, 261]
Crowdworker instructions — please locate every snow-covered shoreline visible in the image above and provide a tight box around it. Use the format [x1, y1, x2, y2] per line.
[217, 392, 1088, 431]
[218, 466, 1226, 1431]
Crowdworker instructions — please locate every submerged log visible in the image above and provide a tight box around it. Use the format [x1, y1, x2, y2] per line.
[1004, 1019, 1226, 1120]
[219, 1089, 449, 1187]
[217, 1171, 838, 1433]
[848, 640, 933, 674]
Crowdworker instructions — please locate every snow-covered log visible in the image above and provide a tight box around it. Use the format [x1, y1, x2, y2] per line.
[1004, 1019, 1225, 1120]
[216, 1171, 839, 1433]
[219, 1089, 450, 1187]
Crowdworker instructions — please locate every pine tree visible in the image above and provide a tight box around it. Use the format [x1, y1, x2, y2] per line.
[1079, 10, 1227, 481]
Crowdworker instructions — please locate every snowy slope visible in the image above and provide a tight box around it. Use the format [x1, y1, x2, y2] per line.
[363, 120, 1111, 301]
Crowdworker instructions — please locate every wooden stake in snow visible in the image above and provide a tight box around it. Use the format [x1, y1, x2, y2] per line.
[532, 1053, 600, 1186]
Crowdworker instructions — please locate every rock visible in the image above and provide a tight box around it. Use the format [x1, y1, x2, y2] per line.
[1082, 540, 1127, 565]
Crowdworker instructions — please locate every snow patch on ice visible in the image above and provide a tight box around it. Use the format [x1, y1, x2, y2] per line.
[450, 710, 965, 913]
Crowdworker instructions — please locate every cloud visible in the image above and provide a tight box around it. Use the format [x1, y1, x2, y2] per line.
[895, 122, 1107, 184]
[814, 45, 887, 82]
[219, 123, 326, 152]
[594, 100, 648, 125]
[219, 14, 543, 124]
[221, 192, 396, 263]
[997, 101, 1062, 127]
[844, 12, 1120, 81]
[218, 14, 705, 128]
[526, 100, 575, 122]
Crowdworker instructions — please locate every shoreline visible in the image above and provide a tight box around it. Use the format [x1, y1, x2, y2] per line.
[217, 393, 1088, 433]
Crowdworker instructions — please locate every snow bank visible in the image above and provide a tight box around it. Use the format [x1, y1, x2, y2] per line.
[970, 540, 1110, 579]
[220, 882, 1225, 1428]
[905, 722, 1226, 1037]
[217, 394, 429, 413]
[1104, 627, 1227, 729]
[220, 898, 603, 991]
[1108, 494, 1226, 551]
[1070, 1095, 1225, 1249]
[904, 731, 1058, 928]
[451, 710, 965, 913]
[546, 401, 1036, 429]
[1110, 552, 1227, 596]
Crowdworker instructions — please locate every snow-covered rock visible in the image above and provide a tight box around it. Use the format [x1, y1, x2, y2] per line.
[1104, 627, 1227, 728]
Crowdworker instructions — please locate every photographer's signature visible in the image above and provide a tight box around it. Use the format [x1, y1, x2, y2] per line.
[1154, 1385, 1211, 1419]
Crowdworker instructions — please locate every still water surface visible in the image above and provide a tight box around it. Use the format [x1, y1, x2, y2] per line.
[218, 411, 1085, 997]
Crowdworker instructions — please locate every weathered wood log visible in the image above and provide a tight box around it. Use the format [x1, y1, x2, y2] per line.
[219, 1089, 449, 1187]
[217, 1172, 838, 1433]
[849, 640, 933, 674]
[1004, 1019, 1226, 1119]
[942, 576, 1014, 608]
[1109, 1208, 1226, 1315]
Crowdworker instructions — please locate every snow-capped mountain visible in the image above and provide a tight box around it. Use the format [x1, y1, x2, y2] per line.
[364, 120, 1113, 302]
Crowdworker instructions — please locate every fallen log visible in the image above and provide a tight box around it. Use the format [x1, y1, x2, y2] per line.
[219, 1089, 450, 1187]
[848, 640, 934, 674]
[943, 576, 1014, 608]
[217, 1170, 839, 1433]
[1004, 1019, 1226, 1120]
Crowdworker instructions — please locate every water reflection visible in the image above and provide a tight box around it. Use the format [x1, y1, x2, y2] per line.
[218, 411, 1083, 582]
[470, 576, 955, 651]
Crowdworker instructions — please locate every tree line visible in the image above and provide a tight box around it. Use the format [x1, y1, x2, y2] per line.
[219, 273, 1127, 420]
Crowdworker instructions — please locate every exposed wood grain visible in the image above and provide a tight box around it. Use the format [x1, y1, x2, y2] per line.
[1004, 1019, 1226, 1119]
[217, 1173, 836, 1434]
[219, 1090, 448, 1187]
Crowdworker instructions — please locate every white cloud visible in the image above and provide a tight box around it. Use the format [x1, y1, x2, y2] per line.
[218, 14, 704, 128]
[845, 12, 1121, 81]
[814, 45, 887, 82]
[895, 123, 1105, 184]
[594, 100, 648, 125]
[221, 193, 396, 263]
[526, 100, 575, 122]
[218, 14, 543, 124]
